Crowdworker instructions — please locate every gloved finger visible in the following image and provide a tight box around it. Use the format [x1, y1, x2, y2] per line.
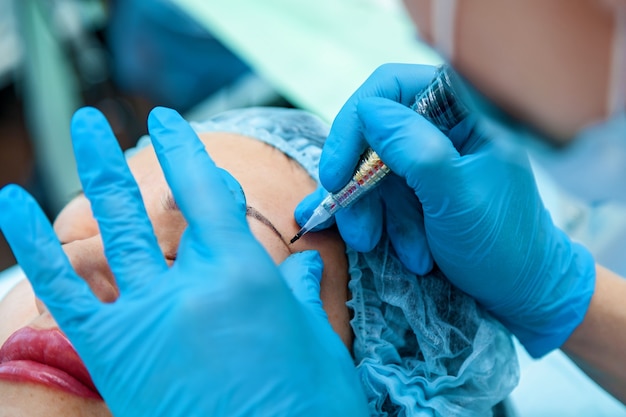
[320, 64, 438, 192]
[279, 250, 353, 364]
[335, 192, 383, 252]
[279, 250, 326, 320]
[357, 97, 459, 195]
[381, 175, 433, 275]
[147, 107, 251, 252]
[0, 185, 99, 332]
[294, 185, 336, 231]
[218, 167, 247, 213]
[447, 116, 491, 155]
[71, 108, 167, 292]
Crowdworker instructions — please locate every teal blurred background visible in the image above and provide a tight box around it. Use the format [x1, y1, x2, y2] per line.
[0, 0, 276, 269]
[0, 0, 438, 270]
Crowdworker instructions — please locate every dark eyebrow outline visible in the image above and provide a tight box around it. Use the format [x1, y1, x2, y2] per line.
[162, 191, 288, 247]
[245, 206, 289, 247]
[162, 191, 180, 211]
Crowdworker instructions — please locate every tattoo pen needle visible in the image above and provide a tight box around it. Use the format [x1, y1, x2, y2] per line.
[290, 64, 468, 244]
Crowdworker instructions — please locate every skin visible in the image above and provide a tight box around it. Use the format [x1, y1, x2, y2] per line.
[404, 0, 626, 404]
[406, 0, 615, 141]
[0, 132, 352, 417]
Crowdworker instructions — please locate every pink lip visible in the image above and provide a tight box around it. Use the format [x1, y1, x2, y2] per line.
[0, 327, 102, 399]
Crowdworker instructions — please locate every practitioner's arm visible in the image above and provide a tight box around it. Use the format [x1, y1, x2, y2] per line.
[563, 265, 626, 404]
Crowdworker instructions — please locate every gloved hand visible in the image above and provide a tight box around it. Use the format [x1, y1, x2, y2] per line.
[296, 63, 596, 357]
[297, 64, 442, 273]
[0, 107, 368, 417]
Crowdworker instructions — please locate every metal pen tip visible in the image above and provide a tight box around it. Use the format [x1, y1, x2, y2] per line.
[289, 229, 305, 244]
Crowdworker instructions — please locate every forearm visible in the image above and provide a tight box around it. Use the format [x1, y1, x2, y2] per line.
[562, 264, 626, 404]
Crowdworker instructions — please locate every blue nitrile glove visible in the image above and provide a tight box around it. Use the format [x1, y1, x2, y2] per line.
[297, 64, 440, 274]
[296, 64, 596, 357]
[0, 107, 368, 417]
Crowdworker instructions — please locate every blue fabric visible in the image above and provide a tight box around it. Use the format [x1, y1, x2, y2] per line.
[129, 107, 326, 183]
[106, 0, 250, 111]
[128, 107, 520, 416]
[348, 239, 519, 416]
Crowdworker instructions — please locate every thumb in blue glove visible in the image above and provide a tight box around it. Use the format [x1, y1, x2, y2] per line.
[279, 250, 354, 363]
[280, 250, 325, 318]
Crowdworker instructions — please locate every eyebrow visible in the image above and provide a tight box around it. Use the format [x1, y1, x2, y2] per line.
[162, 191, 180, 211]
[162, 192, 288, 246]
[245, 206, 288, 246]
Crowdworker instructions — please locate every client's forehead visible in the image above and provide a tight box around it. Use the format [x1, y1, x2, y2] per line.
[198, 132, 313, 189]
[135, 129, 309, 168]
[129, 131, 314, 194]
[197, 132, 317, 240]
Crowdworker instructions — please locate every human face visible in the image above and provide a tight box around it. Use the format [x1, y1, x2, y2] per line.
[405, 0, 620, 143]
[0, 132, 351, 417]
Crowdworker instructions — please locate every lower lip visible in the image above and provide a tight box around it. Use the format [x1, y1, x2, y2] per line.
[0, 360, 102, 400]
